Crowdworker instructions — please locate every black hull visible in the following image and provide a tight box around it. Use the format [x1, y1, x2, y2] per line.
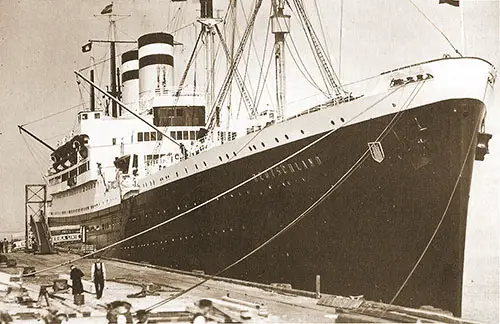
[50, 98, 484, 316]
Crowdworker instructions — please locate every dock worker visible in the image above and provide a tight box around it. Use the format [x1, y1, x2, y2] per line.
[2, 238, 7, 253]
[91, 258, 106, 299]
[69, 265, 84, 296]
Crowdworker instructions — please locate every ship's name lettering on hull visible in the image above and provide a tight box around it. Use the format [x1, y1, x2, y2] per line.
[253, 156, 322, 182]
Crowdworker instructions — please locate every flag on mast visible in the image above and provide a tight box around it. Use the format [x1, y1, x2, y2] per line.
[439, 0, 459, 7]
[100, 3, 113, 14]
[81, 42, 92, 53]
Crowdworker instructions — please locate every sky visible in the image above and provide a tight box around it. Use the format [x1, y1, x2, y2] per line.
[0, 0, 498, 321]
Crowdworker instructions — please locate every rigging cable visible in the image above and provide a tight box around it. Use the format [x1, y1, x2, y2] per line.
[172, 2, 188, 33]
[206, 0, 264, 129]
[254, 42, 275, 109]
[21, 102, 87, 127]
[143, 81, 426, 313]
[165, 6, 183, 32]
[407, 0, 462, 57]
[230, 5, 258, 120]
[235, 18, 255, 120]
[248, 5, 272, 115]
[313, 0, 334, 70]
[23, 80, 411, 278]
[284, 1, 328, 95]
[288, 0, 343, 97]
[41, 126, 81, 142]
[240, 1, 276, 113]
[381, 102, 481, 315]
[21, 135, 48, 184]
[339, 0, 344, 80]
[285, 36, 327, 96]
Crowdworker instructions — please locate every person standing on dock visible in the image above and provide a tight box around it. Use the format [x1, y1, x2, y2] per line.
[91, 258, 106, 299]
[69, 265, 84, 296]
[1, 238, 7, 253]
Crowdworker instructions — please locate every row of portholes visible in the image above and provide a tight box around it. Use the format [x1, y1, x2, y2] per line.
[142, 154, 232, 189]
[142, 174, 311, 217]
[120, 226, 243, 250]
[53, 197, 114, 216]
[248, 133, 293, 152]
[218, 151, 237, 162]
[163, 177, 309, 212]
[137, 174, 313, 222]
[141, 118, 345, 190]
[246, 117, 346, 153]
[331, 117, 345, 126]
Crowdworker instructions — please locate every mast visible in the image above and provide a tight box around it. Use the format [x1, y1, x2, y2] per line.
[109, 17, 118, 118]
[90, 69, 96, 111]
[271, 0, 290, 122]
[226, 0, 237, 128]
[198, 0, 221, 125]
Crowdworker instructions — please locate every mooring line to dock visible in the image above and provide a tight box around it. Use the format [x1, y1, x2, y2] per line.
[24, 81, 416, 279]
[143, 82, 426, 313]
[382, 106, 483, 317]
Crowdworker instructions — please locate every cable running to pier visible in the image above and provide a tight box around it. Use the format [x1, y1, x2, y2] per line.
[23, 82, 416, 278]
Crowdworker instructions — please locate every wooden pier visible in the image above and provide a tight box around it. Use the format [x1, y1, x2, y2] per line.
[0, 252, 479, 323]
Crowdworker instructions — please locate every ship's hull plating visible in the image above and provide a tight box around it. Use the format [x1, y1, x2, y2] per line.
[50, 98, 484, 316]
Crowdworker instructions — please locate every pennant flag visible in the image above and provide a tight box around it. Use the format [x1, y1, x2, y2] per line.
[439, 0, 459, 7]
[100, 3, 113, 14]
[81, 42, 92, 53]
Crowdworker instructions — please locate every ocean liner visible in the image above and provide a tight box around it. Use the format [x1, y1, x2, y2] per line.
[22, 0, 496, 316]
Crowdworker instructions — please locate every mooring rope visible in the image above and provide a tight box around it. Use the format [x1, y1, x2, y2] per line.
[23, 81, 415, 278]
[381, 103, 482, 317]
[142, 81, 426, 312]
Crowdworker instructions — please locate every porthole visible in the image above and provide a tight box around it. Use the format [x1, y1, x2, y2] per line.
[275, 138, 279, 143]
[330, 120, 335, 126]
[300, 130, 305, 134]
[261, 142, 265, 147]
[285, 134, 289, 140]
[249, 146, 253, 151]
[195, 164, 198, 170]
[203, 161, 207, 167]
[340, 117, 345, 122]
[233, 152, 237, 156]
[219, 156, 222, 161]
[252, 145, 257, 150]
[226, 153, 230, 159]
[176, 172, 179, 177]
[185, 168, 188, 174]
